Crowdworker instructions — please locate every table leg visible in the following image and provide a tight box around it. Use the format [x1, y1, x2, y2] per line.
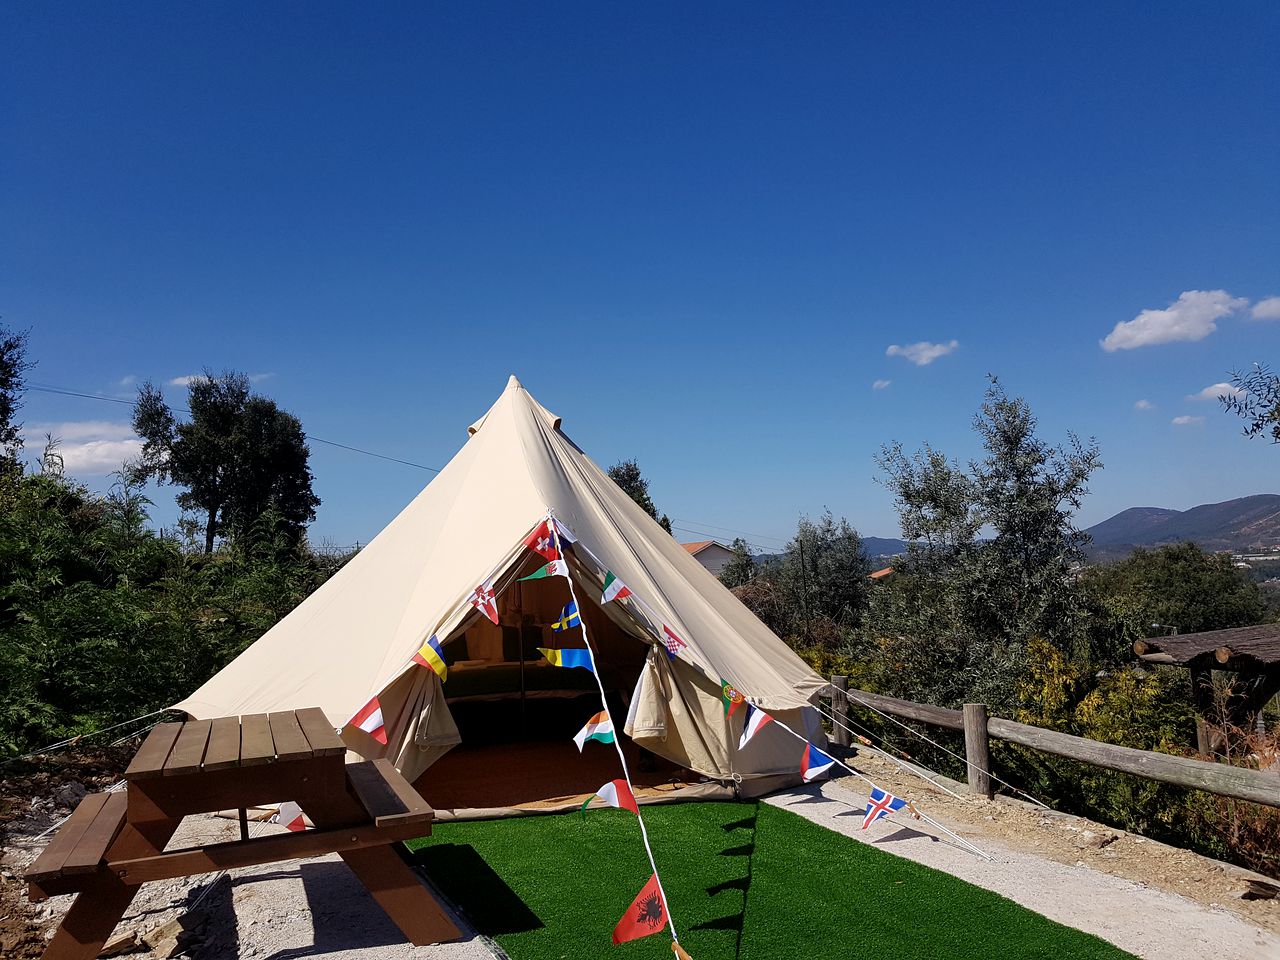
[40, 818, 180, 960]
[304, 794, 461, 945]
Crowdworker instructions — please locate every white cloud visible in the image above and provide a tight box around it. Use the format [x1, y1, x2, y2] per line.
[1171, 415, 1205, 426]
[1251, 296, 1280, 321]
[1100, 290, 1248, 351]
[249, 372, 275, 383]
[885, 340, 958, 366]
[1188, 382, 1245, 401]
[1134, 399, 1154, 410]
[23, 421, 143, 475]
[872, 379, 891, 390]
[169, 372, 274, 387]
[117, 374, 138, 387]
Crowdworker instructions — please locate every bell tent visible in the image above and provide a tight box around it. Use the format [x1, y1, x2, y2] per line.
[176, 377, 828, 811]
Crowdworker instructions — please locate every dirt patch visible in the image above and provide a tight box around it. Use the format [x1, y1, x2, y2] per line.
[848, 748, 1279, 936]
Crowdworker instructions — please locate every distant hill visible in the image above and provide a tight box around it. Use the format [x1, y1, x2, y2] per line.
[1085, 495, 1280, 560]
[862, 536, 909, 559]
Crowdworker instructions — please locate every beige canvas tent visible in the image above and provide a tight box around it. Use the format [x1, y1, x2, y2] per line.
[177, 377, 828, 809]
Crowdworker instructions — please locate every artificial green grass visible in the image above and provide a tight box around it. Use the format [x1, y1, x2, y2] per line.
[406, 801, 1135, 960]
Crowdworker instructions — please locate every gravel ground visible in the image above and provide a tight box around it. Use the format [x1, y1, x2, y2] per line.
[767, 769, 1279, 960]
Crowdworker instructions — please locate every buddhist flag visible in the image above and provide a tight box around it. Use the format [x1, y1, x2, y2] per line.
[601, 571, 631, 604]
[738, 703, 773, 749]
[525, 520, 560, 561]
[471, 583, 499, 624]
[613, 873, 669, 945]
[411, 634, 448, 682]
[519, 560, 568, 581]
[351, 696, 387, 745]
[573, 710, 615, 751]
[580, 778, 639, 818]
[552, 600, 582, 632]
[861, 787, 908, 829]
[275, 801, 306, 832]
[720, 678, 745, 717]
[800, 742, 836, 782]
[538, 647, 595, 672]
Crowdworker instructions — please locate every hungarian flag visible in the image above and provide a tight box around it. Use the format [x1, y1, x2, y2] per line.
[519, 559, 568, 581]
[720, 678, 745, 717]
[601, 571, 631, 604]
[524, 520, 560, 561]
[411, 634, 448, 682]
[275, 801, 306, 832]
[861, 787, 908, 829]
[613, 873, 669, 945]
[580, 778, 639, 818]
[351, 696, 387, 745]
[660, 625, 687, 661]
[470, 583, 499, 624]
[538, 647, 595, 672]
[800, 742, 836, 782]
[738, 703, 773, 749]
[573, 710, 615, 750]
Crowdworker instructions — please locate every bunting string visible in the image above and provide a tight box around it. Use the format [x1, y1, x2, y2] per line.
[548, 511, 685, 946]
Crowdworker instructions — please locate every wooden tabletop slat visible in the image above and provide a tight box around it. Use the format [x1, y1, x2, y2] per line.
[268, 712, 313, 762]
[124, 722, 184, 781]
[239, 713, 275, 766]
[203, 716, 242, 771]
[163, 720, 212, 776]
[346, 759, 434, 828]
[295, 707, 346, 756]
[59, 792, 127, 875]
[25, 793, 110, 882]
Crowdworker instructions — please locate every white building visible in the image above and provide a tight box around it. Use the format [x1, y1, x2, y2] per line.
[681, 540, 736, 577]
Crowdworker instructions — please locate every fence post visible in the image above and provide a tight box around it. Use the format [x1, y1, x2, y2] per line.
[830, 675, 851, 748]
[962, 703, 993, 799]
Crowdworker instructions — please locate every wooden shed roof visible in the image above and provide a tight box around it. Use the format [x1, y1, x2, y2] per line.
[1134, 622, 1280, 673]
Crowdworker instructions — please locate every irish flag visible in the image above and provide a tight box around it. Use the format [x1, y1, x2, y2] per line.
[573, 710, 615, 751]
[601, 571, 631, 604]
[351, 696, 387, 745]
[580, 778, 639, 818]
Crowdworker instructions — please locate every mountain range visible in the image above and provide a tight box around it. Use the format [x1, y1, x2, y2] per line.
[855, 495, 1280, 563]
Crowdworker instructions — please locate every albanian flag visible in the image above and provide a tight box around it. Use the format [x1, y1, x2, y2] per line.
[613, 873, 668, 944]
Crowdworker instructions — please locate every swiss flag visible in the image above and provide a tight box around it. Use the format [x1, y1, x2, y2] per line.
[612, 873, 669, 945]
[524, 520, 560, 561]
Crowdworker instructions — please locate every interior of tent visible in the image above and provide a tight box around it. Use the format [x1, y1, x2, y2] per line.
[411, 550, 719, 814]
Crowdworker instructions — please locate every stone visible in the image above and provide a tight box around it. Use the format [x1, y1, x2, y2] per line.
[99, 930, 140, 957]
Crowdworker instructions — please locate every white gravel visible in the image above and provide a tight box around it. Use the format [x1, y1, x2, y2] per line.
[766, 779, 1280, 960]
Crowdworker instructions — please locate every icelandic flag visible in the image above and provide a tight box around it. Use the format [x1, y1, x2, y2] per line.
[351, 696, 388, 745]
[552, 600, 582, 632]
[411, 634, 448, 682]
[800, 742, 835, 782]
[738, 703, 773, 749]
[861, 786, 908, 829]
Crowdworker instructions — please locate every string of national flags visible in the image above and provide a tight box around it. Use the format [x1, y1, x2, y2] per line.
[343, 511, 988, 950]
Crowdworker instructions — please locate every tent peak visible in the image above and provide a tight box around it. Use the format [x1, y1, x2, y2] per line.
[468, 376, 561, 436]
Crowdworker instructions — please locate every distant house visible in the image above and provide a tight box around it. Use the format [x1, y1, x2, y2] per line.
[868, 566, 895, 582]
[682, 540, 736, 577]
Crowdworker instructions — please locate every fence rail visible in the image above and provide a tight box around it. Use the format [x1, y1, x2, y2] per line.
[829, 678, 1280, 809]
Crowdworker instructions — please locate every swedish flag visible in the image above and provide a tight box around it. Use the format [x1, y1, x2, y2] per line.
[552, 600, 582, 632]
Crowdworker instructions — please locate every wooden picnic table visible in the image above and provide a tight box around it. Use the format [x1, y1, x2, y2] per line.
[25, 708, 461, 960]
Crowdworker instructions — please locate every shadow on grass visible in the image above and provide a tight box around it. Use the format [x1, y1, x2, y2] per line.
[408, 843, 543, 935]
[691, 801, 758, 956]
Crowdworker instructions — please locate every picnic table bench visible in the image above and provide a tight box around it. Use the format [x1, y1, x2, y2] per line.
[25, 708, 461, 960]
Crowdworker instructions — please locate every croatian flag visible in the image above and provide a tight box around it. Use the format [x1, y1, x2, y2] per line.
[738, 703, 773, 749]
[800, 742, 835, 782]
[861, 787, 908, 829]
[660, 624, 687, 661]
[351, 696, 387, 745]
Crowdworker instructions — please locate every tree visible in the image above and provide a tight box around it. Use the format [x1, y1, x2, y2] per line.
[131, 371, 321, 553]
[865, 378, 1102, 710]
[607, 458, 672, 533]
[1221, 364, 1280, 443]
[779, 511, 870, 637]
[719, 537, 757, 589]
[0, 323, 32, 463]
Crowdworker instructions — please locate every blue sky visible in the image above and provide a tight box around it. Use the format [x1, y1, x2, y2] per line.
[3, 3, 1278, 552]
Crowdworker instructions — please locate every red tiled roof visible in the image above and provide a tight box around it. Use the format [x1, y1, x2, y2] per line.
[869, 566, 895, 580]
[682, 540, 715, 555]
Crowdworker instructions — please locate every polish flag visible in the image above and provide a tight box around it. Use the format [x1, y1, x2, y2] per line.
[276, 801, 306, 832]
[351, 696, 387, 745]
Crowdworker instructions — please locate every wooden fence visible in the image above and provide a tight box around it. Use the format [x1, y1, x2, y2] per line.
[827, 676, 1280, 809]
